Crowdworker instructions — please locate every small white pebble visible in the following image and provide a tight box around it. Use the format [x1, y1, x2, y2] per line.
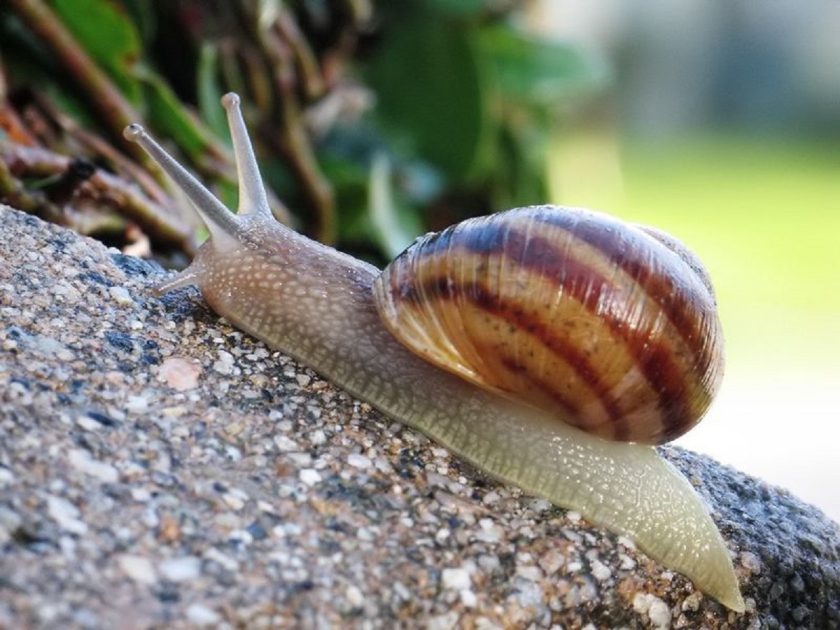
[566, 511, 581, 522]
[159, 556, 201, 582]
[619, 554, 636, 571]
[299, 469, 322, 486]
[46, 495, 87, 535]
[515, 565, 543, 581]
[460, 589, 477, 608]
[76, 416, 104, 432]
[633, 593, 652, 613]
[186, 604, 220, 626]
[288, 452, 312, 467]
[633, 593, 671, 628]
[212, 350, 235, 375]
[125, 395, 149, 413]
[131, 487, 151, 502]
[228, 529, 253, 546]
[0, 467, 14, 486]
[441, 567, 472, 590]
[591, 560, 612, 582]
[118, 555, 156, 584]
[68, 449, 119, 483]
[475, 518, 502, 544]
[295, 374, 311, 387]
[526, 498, 552, 513]
[647, 598, 672, 627]
[222, 493, 245, 511]
[346, 585, 364, 608]
[617, 535, 636, 550]
[203, 547, 239, 572]
[427, 612, 460, 630]
[310, 429, 327, 445]
[273, 435, 299, 452]
[347, 453, 371, 469]
[108, 286, 133, 306]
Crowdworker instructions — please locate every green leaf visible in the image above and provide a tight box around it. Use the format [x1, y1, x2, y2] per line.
[424, 0, 487, 16]
[368, 154, 423, 258]
[50, 0, 143, 104]
[493, 120, 548, 208]
[366, 13, 490, 182]
[478, 25, 608, 107]
[135, 65, 218, 162]
[197, 43, 229, 139]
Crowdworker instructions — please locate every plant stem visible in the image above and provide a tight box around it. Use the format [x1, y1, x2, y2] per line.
[261, 23, 336, 243]
[7, 0, 154, 170]
[1, 142, 197, 254]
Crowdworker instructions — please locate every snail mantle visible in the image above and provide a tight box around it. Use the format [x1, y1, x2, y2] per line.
[1, 205, 839, 627]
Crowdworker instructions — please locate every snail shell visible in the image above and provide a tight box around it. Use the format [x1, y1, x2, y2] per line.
[373, 205, 724, 445]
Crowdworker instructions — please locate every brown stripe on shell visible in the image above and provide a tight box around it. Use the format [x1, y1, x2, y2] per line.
[393, 272, 680, 442]
[405, 276, 626, 425]
[525, 206, 719, 365]
[406, 213, 711, 442]
[496, 356, 623, 437]
[497, 356, 580, 417]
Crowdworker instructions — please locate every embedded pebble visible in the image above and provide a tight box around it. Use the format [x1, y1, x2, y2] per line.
[647, 598, 672, 627]
[46, 495, 87, 535]
[185, 604, 220, 626]
[67, 449, 119, 483]
[0, 467, 14, 487]
[346, 585, 364, 608]
[442, 567, 472, 590]
[347, 453, 371, 469]
[108, 286, 134, 306]
[299, 469, 322, 485]
[590, 560, 612, 582]
[633, 593, 671, 628]
[159, 357, 201, 391]
[159, 556, 201, 582]
[213, 350, 235, 375]
[118, 555, 156, 584]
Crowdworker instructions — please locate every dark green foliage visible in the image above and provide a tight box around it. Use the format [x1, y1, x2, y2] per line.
[0, 0, 605, 263]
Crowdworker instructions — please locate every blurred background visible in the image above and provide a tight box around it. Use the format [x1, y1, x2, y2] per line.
[532, 0, 840, 523]
[1, 1, 838, 520]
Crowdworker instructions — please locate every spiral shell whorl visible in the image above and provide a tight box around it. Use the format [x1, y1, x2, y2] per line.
[373, 205, 724, 445]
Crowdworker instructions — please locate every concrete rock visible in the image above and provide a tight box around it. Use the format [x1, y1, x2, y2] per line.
[1, 206, 838, 628]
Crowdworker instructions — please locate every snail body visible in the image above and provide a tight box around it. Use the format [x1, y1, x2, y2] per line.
[124, 94, 744, 612]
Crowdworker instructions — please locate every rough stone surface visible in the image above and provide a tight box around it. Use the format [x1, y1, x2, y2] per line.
[0, 205, 838, 628]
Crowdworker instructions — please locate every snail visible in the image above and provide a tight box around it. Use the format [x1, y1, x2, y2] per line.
[124, 93, 744, 612]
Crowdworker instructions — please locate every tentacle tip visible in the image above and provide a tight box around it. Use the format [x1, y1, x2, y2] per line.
[221, 92, 240, 110]
[123, 123, 145, 142]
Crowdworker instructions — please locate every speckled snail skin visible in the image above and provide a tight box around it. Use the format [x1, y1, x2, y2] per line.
[124, 93, 744, 612]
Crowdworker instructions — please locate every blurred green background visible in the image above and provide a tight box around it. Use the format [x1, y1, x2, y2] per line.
[1, 1, 838, 519]
[539, 1, 840, 522]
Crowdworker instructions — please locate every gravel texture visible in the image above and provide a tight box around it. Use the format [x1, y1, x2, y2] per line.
[1, 205, 838, 629]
